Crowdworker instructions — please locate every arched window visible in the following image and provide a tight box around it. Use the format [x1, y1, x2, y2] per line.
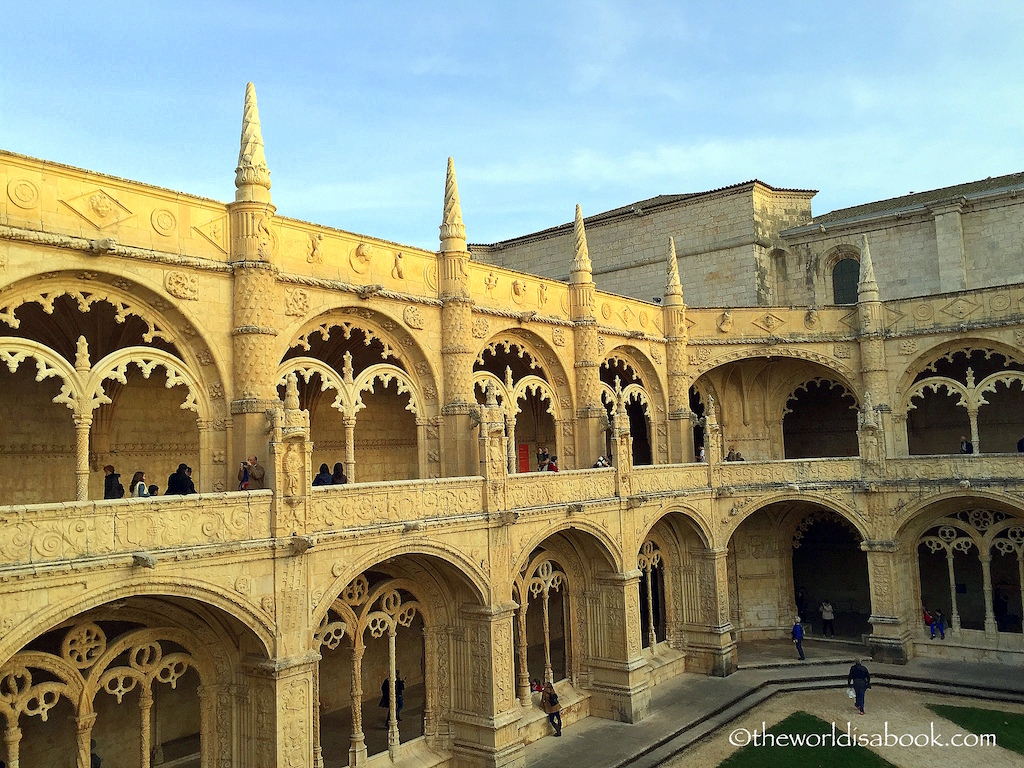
[832, 258, 860, 305]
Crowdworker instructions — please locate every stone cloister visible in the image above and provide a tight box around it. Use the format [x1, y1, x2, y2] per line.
[2, 84, 1024, 767]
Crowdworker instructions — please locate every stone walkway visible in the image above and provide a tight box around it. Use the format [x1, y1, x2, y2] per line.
[525, 640, 1024, 768]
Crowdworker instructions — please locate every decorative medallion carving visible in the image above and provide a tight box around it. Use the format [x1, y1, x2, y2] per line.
[472, 318, 489, 339]
[7, 179, 39, 209]
[350, 243, 373, 274]
[285, 288, 310, 317]
[194, 216, 228, 253]
[62, 188, 133, 229]
[150, 208, 177, 236]
[307, 232, 324, 264]
[404, 305, 425, 329]
[165, 270, 199, 300]
[552, 329, 566, 347]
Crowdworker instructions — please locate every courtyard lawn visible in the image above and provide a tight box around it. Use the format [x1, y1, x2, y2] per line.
[926, 704, 1024, 756]
[718, 711, 897, 768]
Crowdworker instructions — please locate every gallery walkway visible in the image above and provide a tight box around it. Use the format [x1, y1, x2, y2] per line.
[524, 640, 1024, 768]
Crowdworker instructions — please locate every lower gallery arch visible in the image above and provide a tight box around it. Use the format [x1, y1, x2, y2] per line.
[509, 526, 651, 726]
[906, 501, 1024, 651]
[0, 595, 270, 768]
[727, 500, 870, 653]
[315, 553, 485, 766]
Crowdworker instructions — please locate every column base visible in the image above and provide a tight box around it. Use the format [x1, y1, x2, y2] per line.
[867, 615, 911, 664]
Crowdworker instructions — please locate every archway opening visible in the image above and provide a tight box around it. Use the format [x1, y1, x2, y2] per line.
[317, 554, 484, 764]
[782, 380, 858, 458]
[791, 514, 870, 637]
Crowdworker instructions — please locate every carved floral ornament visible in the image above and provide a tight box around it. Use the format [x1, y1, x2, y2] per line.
[316, 574, 422, 651]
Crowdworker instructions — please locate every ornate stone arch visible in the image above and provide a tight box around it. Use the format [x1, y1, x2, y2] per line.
[512, 520, 623, 577]
[724, 491, 870, 549]
[636, 503, 714, 551]
[0, 578, 276, 670]
[692, 347, 859, 393]
[475, 326, 575, 417]
[314, 543, 491, 626]
[894, 490, 1024, 544]
[85, 347, 213, 421]
[778, 375, 860, 418]
[894, 337, 1024, 406]
[0, 272, 228, 400]
[0, 337, 81, 411]
[280, 304, 440, 414]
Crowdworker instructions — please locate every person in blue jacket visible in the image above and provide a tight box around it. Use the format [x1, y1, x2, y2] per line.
[792, 617, 805, 660]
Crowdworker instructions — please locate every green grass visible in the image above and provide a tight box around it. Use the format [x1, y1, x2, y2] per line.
[926, 703, 1024, 756]
[717, 711, 897, 768]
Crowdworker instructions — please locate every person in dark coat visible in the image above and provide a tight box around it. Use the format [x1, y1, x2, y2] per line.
[103, 465, 124, 499]
[332, 462, 348, 485]
[166, 463, 194, 495]
[312, 463, 333, 486]
[960, 436, 974, 454]
[379, 672, 405, 722]
[792, 617, 805, 660]
[847, 658, 871, 714]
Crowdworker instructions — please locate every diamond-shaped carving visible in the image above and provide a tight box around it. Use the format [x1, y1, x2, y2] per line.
[61, 188, 133, 229]
[752, 312, 786, 333]
[940, 297, 980, 320]
[194, 216, 228, 254]
[839, 309, 860, 331]
[884, 306, 906, 331]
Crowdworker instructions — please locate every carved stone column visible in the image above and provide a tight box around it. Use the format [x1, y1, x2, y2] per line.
[267, 374, 312, 537]
[863, 540, 911, 664]
[663, 237, 693, 464]
[586, 571, 650, 723]
[73, 713, 92, 768]
[343, 416, 357, 483]
[478, 382, 508, 513]
[856, 235, 895, 458]
[140, 685, 153, 768]
[348, 645, 367, 768]
[73, 412, 92, 501]
[981, 553, 998, 635]
[515, 599, 531, 705]
[450, 603, 522, 768]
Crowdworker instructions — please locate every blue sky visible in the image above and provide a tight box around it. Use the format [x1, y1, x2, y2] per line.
[2, 1, 1023, 249]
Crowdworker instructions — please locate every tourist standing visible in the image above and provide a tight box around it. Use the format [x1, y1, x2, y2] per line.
[847, 658, 871, 714]
[541, 681, 562, 737]
[103, 465, 125, 499]
[332, 462, 348, 485]
[238, 455, 266, 490]
[547, 455, 560, 472]
[312, 463, 333, 486]
[166, 463, 193, 495]
[819, 600, 836, 636]
[792, 617, 805, 660]
[130, 471, 149, 498]
[959, 435, 974, 454]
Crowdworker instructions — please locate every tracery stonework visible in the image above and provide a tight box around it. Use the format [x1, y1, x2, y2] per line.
[3, 82, 1024, 768]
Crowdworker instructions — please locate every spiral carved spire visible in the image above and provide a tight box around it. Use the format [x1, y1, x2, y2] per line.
[235, 82, 272, 202]
[664, 236, 683, 306]
[439, 157, 466, 248]
[571, 204, 592, 283]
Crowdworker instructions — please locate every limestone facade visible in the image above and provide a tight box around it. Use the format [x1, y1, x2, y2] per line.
[475, 173, 1024, 309]
[2, 84, 1024, 768]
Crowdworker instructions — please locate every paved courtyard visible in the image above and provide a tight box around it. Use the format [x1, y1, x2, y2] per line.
[525, 641, 1024, 768]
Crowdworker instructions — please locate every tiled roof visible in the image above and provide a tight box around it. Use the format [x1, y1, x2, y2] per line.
[814, 172, 1024, 225]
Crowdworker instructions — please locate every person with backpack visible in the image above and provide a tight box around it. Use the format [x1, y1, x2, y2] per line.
[103, 465, 125, 500]
[541, 681, 562, 737]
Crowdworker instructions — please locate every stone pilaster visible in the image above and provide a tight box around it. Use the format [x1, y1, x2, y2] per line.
[450, 602, 523, 768]
[439, 158, 479, 478]
[585, 570, 650, 723]
[662, 237, 693, 463]
[688, 547, 737, 676]
[569, 205, 605, 467]
[244, 654, 320, 768]
[267, 373, 313, 537]
[479, 382, 508, 512]
[863, 539, 912, 664]
[856, 235, 895, 459]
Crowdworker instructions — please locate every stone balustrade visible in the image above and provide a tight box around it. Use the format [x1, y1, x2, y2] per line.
[4, 455, 1024, 570]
